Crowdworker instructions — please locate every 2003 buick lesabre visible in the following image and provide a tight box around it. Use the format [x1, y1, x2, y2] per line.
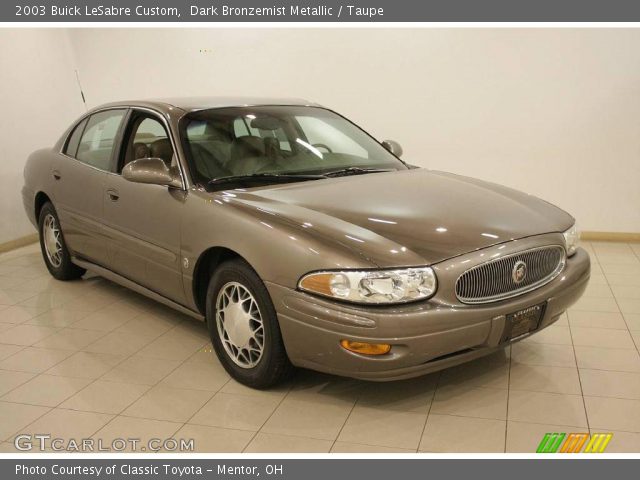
[22, 98, 590, 388]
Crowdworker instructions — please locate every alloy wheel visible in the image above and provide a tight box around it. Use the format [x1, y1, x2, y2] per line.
[43, 213, 63, 268]
[215, 281, 265, 368]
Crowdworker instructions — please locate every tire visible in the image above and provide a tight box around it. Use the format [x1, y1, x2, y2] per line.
[206, 259, 293, 389]
[38, 202, 86, 281]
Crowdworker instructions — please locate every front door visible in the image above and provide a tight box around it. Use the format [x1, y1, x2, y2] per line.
[101, 111, 186, 304]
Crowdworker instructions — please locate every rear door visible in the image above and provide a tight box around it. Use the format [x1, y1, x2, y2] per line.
[53, 109, 127, 265]
[101, 109, 187, 304]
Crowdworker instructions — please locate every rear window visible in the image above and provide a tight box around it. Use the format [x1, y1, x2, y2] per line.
[63, 118, 88, 157]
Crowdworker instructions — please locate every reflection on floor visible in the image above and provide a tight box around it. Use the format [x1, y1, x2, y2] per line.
[1, 241, 640, 453]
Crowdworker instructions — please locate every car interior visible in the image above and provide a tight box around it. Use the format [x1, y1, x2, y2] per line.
[121, 116, 175, 172]
[184, 114, 357, 183]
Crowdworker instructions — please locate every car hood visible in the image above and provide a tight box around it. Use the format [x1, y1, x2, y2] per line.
[224, 169, 574, 267]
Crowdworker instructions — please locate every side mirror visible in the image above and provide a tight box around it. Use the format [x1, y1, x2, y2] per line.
[382, 139, 403, 158]
[122, 158, 182, 188]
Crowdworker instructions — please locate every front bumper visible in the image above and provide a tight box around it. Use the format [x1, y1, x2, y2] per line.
[267, 241, 590, 381]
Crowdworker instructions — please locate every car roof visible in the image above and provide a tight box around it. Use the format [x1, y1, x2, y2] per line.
[95, 96, 320, 114]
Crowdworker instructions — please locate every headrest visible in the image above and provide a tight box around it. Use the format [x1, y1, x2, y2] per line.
[150, 138, 174, 165]
[133, 142, 150, 160]
[263, 137, 281, 159]
[204, 123, 231, 142]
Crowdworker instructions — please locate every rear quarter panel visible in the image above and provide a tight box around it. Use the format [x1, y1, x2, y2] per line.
[22, 148, 56, 226]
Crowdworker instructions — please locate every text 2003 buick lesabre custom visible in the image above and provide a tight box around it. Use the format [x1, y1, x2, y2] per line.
[22, 97, 590, 388]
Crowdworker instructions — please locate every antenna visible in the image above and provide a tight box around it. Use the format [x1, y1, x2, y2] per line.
[74, 69, 87, 111]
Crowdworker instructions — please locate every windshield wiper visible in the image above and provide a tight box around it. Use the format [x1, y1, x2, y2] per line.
[323, 167, 395, 178]
[208, 173, 326, 187]
[207, 168, 394, 187]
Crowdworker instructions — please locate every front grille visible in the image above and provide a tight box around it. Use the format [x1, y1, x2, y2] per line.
[455, 245, 566, 304]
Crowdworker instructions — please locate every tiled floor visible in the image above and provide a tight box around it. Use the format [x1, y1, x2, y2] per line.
[1, 241, 640, 453]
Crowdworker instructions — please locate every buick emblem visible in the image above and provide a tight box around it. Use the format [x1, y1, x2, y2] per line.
[512, 261, 527, 284]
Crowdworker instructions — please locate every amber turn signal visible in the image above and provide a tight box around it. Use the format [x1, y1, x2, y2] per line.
[340, 339, 391, 355]
[299, 273, 334, 296]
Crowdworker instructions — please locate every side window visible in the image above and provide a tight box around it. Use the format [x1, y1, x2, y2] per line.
[233, 117, 255, 137]
[272, 128, 292, 152]
[77, 110, 126, 171]
[185, 120, 207, 137]
[63, 118, 88, 157]
[122, 115, 174, 171]
[135, 117, 168, 141]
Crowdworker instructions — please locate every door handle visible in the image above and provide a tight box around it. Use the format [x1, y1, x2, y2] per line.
[52, 170, 61, 180]
[106, 189, 119, 202]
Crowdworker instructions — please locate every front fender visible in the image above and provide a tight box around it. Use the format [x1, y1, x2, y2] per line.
[181, 188, 377, 310]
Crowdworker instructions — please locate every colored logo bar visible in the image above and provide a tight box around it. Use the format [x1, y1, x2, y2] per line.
[537, 433, 612, 453]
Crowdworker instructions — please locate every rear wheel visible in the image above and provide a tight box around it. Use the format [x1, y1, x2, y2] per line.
[206, 259, 293, 389]
[38, 202, 85, 281]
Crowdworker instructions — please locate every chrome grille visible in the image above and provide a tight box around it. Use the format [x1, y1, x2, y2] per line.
[455, 245, 566, 304]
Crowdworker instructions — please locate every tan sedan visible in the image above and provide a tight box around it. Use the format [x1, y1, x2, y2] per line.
[22, 98, 590, 388]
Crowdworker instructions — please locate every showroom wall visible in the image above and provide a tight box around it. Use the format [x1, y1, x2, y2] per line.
[2, 28, 639, 245]
[0, 29, 85, 245]
[65, 28, 640, 234]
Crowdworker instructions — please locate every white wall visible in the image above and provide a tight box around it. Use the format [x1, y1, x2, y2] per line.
[68, 28, 640, 233]
[2, 28, 639, 244]
[0, 29, 85, 244]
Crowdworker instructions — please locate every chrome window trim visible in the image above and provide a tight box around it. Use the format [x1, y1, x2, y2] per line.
[58, 105, 188, 191]
[455, 245, 567, 305]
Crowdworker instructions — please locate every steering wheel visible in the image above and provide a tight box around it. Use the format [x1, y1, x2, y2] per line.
[312, 143, 333, 153]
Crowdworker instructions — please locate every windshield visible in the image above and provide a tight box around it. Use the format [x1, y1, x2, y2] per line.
[180, 106, 407, 187]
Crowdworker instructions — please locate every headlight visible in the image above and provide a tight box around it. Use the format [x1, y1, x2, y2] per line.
[563, 223, 579, 257]
[298, 267, 437, 304]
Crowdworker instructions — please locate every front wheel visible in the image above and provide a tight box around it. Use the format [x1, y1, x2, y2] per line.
[38, 202, 85, 281]
[206, 259, 293, 389]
